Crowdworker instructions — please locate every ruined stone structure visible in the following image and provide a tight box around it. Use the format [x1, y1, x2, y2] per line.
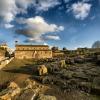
[15, 45, 52, 59]
[52, 50, 64, 57]
[0, 49, 6, 61]
[38, 65, 48, 76]
[0, 43, 8, 49]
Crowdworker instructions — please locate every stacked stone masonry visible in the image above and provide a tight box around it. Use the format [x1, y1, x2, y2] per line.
[15, 45, 52, 59]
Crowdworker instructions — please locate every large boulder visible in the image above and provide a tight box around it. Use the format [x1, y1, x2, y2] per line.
[37, 94, 57, 100]
[65, 58, 75, 65]
[38, 65, 48, 76]
[0, 82, 21, 100]
[24, 79, 36, 89]
[59, 60, 66, 68]
[47, 63, 60, 74]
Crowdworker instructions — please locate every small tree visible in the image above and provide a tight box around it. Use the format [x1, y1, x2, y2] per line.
[63, 47, 67, 51]
[51, 46, 58, 51]
[5, 51, 10, 58]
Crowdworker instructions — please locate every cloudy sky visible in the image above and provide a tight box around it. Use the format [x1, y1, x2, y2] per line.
[0, 0, 100, 49]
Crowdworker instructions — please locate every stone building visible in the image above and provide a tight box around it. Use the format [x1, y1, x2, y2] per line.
[0, 43, 8, 49]
[0, 49, 6, 61]
[15, 45, 52, 59]
[52, 50, 64, 57]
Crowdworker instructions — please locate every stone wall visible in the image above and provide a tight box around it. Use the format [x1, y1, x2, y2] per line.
[15, 45, 49, 50]
[15, 45, 52, 59]
[52, 50, 64, 57]
[15, 50, 52, 59]
[0, 50, 6, 61]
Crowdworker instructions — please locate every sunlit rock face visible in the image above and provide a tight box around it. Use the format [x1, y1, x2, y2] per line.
[0, 49, 6, 61]
[38, 65, 48, 76]
[0, 82, 21, 100]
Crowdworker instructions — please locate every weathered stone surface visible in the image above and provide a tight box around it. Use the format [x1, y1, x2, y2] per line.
[65, 58, 75, 65]
[37, 94, 57, 100]
[17, 89, 35, 100]
[59, 60, 66, 68]
[38, 65, 48, 76]
[47, 63, 60, 74]
[15, 45, 52, 59]
[24, 79, 36, 89]
[0, 79, 49, 100]
[0, 82, 21, 100]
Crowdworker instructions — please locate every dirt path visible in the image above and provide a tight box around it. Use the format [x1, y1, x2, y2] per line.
[13, 73, 30, 87]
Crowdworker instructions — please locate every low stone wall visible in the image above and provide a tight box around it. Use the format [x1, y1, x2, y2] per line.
[0, 57, 14, 70]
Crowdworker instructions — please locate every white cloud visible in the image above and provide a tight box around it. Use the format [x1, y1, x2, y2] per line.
[43, 42, 48, 45]
[59, 26, 64, 31]
[33, 0, 60, 11]
[0, 0, 61, 28]
[0, 0, 17, 23]
[25, 16, 64, 36]
[4, 24, 14, 29]
[0, 0, 33, 28]
[18, 16, 64, 42]
[43, 42, 53, 49]
[16, 0, 33, 9]
[25, 37, 44, 43]
[46, 35, 60, 40]
[15, 17, 26, 24]
[71, 2, 92, 20]
[16, 0, 33, 13]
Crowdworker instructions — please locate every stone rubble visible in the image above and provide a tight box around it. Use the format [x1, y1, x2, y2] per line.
[0, 79, 56, 100]
[0, 82, 21, 100]
[38, 65, 48, 76]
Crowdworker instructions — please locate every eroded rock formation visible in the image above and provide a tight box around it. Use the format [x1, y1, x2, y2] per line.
[38, 65, 48, 76]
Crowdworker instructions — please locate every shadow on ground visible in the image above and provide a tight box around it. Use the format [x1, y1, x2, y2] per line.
[3, 64, 38, 76]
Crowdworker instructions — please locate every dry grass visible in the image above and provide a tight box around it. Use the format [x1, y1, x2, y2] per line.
[0, 59, 36, 85]
[0, 58, 100, 100]
[44, 85, 100, 100]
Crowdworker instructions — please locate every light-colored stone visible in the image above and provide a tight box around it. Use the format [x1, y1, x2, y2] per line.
[15, 45, 52, 59]
[37, 94, 57, 100]
[38, 65, 48, 76]
[0, 82, 21, 100]
[59, 60, 66, 68]
[0, 93, 11, 100]
[8, 82, 19, 89]
[25, 79, 36, 89]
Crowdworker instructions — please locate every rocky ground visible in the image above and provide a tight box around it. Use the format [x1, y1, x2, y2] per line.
[0, 54, 100, 100]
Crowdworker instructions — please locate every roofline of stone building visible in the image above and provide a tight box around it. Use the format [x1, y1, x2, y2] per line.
[15, 50, 52, 51]
[15, 45, 49, 47]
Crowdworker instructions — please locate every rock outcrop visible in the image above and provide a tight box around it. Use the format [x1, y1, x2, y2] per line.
[0, 82, 21, 100]
[59, 60, 66, 68]
[38, 65, 48, 76]
[0, 79, 51, 100]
